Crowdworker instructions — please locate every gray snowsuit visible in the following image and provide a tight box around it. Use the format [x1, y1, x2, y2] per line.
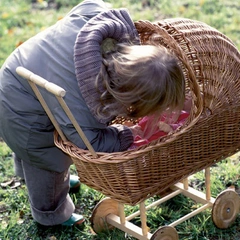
[0, 0, 138, 225]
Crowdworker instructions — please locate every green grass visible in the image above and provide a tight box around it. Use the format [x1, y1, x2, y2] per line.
[0, 0, 68, 66]
[0, 0, 240, 239]
[0, 0, 239, 66]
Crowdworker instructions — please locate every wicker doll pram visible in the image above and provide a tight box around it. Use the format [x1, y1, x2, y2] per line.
[16, 18, 240, 239]
[51, 18, 240, 206]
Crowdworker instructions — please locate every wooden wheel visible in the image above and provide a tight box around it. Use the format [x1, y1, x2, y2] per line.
[90, 197, 119, 233]
[150, 226, 179, 240]
[212, 189, 240, 229]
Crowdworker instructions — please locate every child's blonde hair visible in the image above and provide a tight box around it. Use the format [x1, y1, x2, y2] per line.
[96, 43, 185, 121]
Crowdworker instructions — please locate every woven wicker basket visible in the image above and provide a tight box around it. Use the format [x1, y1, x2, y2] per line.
[54, 18, 240, 206]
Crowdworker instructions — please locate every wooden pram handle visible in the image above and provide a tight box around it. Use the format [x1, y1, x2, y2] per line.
[16, 67, 66, 97]
[16, 66, 98, 158]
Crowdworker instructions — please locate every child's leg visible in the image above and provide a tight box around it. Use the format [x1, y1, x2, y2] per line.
[21, 160, 75, 226]
[13, 153, 24, 179]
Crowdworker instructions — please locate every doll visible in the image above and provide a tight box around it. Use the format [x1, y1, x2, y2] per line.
[129, 110, 189, 149]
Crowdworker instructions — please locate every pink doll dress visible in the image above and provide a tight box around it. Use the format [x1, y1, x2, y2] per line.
[130, 111, 189, 149]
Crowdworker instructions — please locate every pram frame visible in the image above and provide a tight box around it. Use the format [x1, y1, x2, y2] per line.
[16, 66, 240, 239]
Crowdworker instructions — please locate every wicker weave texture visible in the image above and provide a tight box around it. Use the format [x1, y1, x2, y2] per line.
[55, 18, 240, 205]
[135, 18, 240, 118]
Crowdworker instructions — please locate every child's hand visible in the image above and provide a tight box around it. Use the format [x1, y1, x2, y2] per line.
[129, 125, 144, 138]
[158, 121, 173, 133]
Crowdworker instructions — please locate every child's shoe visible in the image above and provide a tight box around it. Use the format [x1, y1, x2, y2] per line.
[61, 213, 85, 226]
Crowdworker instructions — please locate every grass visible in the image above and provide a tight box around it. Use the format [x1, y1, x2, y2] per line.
[0, 0, 239, 66]
[0, 0, 240, 239]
